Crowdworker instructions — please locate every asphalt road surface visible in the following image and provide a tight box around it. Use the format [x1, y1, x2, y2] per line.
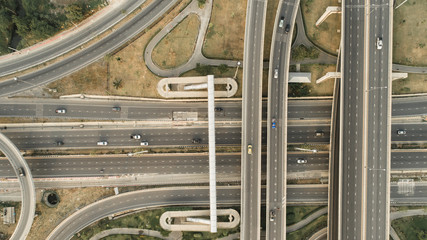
[0, 97, 425, 120]
[340, 0, 367, 238]
[0, 125, 332, 150]
[240, 0, 268, 238]
[266, 0, 299, 239]
[364, 0, 393, 238]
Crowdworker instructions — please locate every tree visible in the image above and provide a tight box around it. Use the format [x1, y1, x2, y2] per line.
[65, 4, 84, 22]
[195, 63, 213, 75]
[113, 78, 123, 90]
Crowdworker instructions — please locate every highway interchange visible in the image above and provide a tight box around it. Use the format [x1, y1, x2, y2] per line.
[0, 0, 426, 239]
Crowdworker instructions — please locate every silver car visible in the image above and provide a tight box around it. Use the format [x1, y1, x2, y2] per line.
[274, 69, 279, 79]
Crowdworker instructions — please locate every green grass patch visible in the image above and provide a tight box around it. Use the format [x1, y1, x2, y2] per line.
[291, 45, 320, 61]
[287, 215, 327, 240]
[392, 216, 427, 240]
[286, 206, 324, 226]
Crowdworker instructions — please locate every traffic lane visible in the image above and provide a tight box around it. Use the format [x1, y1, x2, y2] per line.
[391, 151, 427, 170]
[391, 124, 427, 141]
[392, 97, 427, 116]
[341, 1, 366, 238]
[0, 155, 241, 178]
[287, 153, 329, 172]
[0, 104, 36, 117]
[1, 128, 243, 149]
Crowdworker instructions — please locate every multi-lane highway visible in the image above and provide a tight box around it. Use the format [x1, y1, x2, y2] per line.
[340, 0, 370, 238]
[2, 150, 423, 178]
[364, 0, 393, 238]
[1, 96, 426, 120]
[0, 0, 179, 97]
[266, 0, 299, 238]
[240, 0, 268, 238]
[2, 122, 426, 150]
[0, 125, 331, 150]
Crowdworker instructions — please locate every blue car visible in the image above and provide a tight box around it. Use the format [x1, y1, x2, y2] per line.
[272, 118, 276, 129]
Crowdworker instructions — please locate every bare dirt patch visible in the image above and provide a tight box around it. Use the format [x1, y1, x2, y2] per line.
[392, 73, 427, 95]
[393, 0, 427, 66]
[27, 187, 114, 240]
[264, 0, 280, 59]
[47, 0, 192, 98]
[152, 14, 200, 69]
[299, 64, 336, 96]
[202, 0, 247, 60]
[301, 0, 341, 56]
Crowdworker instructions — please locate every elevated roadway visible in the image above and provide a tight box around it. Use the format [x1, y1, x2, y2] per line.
[364, 1, 393, 239]
[240, 0, 268, 238]
[266, 0, 299, 239]
[0, 133, 35, 240]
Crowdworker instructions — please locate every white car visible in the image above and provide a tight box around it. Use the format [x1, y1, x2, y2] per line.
[97, 141, 108, 146]
[279, 16, 284, 28]
[376, 37, 383, 50]
[297, 158, 307, 164]
[397, 130, 406, 135]
[55, 109, 66, 114]
[130, 134, 141, 139]
[274, 69, 279, 79]
[140, 141, 149, 146]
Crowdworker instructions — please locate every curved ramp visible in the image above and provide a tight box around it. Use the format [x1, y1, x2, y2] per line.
[0, 133, 35, 240]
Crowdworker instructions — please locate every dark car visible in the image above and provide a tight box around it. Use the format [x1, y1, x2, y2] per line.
[112, 107, 121, 112]
[56, 141, 64, 146]
[285, 24, 290, 33]
[192, 138, 201, 144]
[214, 107, 223, 112]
